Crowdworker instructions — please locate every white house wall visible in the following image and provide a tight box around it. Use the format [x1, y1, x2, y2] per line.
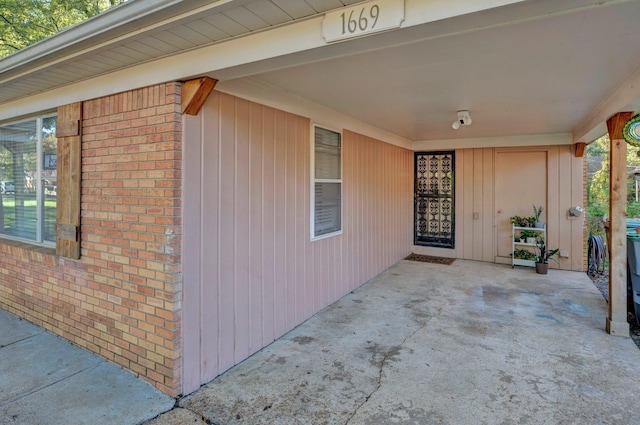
[182, 91, 413, 394]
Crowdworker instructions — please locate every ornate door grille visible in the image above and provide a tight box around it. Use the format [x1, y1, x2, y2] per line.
[414, 151, 455, 248]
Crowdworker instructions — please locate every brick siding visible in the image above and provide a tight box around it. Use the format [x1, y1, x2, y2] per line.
[0, 83, 184, 396]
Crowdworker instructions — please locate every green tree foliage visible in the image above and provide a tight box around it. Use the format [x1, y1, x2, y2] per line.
[0, 0, 126, 58]
[587, 136, 608, 213]
[587, 134, 640, 234]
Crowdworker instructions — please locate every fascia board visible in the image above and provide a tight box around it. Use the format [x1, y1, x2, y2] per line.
[573, 63, 640, 145]
[413, 134, 573, 151]
[0, 0, 240, 79]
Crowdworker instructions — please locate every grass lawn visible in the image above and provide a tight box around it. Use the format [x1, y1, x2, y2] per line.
[1, 194, 56, 239]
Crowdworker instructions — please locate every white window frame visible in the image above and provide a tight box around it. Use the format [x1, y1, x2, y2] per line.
[311, 124, 343, 240]
[0, 113, 57, 247]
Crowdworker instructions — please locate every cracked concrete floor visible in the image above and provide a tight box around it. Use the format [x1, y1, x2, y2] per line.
[147, 259, 640, 425]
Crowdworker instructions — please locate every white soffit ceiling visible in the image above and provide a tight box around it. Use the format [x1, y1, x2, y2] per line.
[0, 0, 363, 105]
[0, 0, 639, 145]
[242, 0, 640, 142]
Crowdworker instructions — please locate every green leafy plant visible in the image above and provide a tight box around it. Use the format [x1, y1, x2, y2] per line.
[535, 238, 559, 264]
[512, 249, 536, 261]
[533, 205, 544, 221]
[510, 215, 533, 227]
[519, 229, 537, 240]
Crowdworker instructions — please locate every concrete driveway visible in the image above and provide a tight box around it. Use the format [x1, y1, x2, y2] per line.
[149, 259, 640, 425]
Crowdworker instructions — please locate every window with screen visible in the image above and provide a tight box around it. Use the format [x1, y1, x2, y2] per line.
[312, 126, 342, 239]
[0, 115, 57, 245]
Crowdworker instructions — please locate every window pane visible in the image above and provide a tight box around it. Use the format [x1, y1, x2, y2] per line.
[42, 116, 57, 243]
[314, 182, 341, 236]
[315, 127, 341, 179]
[0, 120, 37, 240]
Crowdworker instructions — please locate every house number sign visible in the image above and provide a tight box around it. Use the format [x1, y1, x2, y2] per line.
[322, 0, 405, 43]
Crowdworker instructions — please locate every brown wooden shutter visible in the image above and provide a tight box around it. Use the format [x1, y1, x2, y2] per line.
[55, 102, 82, 259]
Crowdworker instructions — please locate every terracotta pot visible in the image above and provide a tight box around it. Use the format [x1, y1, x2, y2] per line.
[535, 262, 549, 274]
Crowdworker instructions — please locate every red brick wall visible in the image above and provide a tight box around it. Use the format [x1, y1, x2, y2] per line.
[0, 82, 184, 396]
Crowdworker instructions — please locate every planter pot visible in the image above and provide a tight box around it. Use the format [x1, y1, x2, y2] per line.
[535, 222, 545, 229]
[535, 262, 549, 274]
[526, 237, 536, 244]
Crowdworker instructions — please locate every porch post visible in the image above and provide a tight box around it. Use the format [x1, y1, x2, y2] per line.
[606, 111, 633, 336]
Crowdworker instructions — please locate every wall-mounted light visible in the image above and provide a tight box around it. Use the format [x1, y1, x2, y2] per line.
[568, 206, 584, 219]
[452, 110, 472, 129]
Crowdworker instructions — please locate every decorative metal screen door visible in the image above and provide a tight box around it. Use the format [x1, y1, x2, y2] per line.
[414, 151, 455, 248]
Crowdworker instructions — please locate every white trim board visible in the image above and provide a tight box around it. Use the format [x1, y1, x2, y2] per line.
[413, 133, 573, 150]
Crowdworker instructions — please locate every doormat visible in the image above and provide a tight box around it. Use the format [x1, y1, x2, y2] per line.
[404, 253, 455, 265]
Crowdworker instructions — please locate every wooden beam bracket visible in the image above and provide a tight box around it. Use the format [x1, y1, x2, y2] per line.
[182, 77, 217, 115]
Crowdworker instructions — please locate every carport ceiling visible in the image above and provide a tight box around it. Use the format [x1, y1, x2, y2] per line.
[242, 0, 640, 142]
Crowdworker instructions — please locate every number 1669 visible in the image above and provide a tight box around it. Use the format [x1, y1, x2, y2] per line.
[340, 5, 380, 35]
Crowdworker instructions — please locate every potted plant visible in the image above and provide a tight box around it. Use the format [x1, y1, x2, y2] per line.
[533, 205, 545, 228]
[510, 215, 530, 227]
[519, 229, 537, 244]
[535, 238, 559, 274]
[512, 249, 536, 261]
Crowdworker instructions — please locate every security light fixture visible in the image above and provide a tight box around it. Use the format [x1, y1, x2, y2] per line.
[452, 110, 472, 129]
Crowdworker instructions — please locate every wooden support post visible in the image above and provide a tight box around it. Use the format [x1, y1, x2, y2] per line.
[574, 142, 586, 158]
[606, 111, 634, 336]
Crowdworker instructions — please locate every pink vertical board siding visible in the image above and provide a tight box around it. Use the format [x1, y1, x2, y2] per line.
[429, 146, 583, 271]
[570, 147, 585, 271]
[218, 93, 236, 373]
[481, 148, 494, 263]
[342, 130, 413, 286]
[181, 113, 202, 394]
[558, 146, 573, 270]
[273, 110, 287, 339]
[285, 115, 297, 330]
[294, 119, 308, 325]
[248, 102, 264, 355]
[200, 95, 221, 384]
[461, 150, 473, 260]
[234, 98, 251, 364]
[181, 92, 413, 394]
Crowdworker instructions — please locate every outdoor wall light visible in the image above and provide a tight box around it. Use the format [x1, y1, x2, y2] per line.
[452, 110, 472, 129]
[568, 206, 584, 217]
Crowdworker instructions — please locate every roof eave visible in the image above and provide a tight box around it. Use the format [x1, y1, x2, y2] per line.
[0, 0, 217, 78]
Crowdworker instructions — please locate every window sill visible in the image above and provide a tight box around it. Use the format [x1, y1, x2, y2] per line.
[311, 230, 343, 241]
[0, 239, 58, 267]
